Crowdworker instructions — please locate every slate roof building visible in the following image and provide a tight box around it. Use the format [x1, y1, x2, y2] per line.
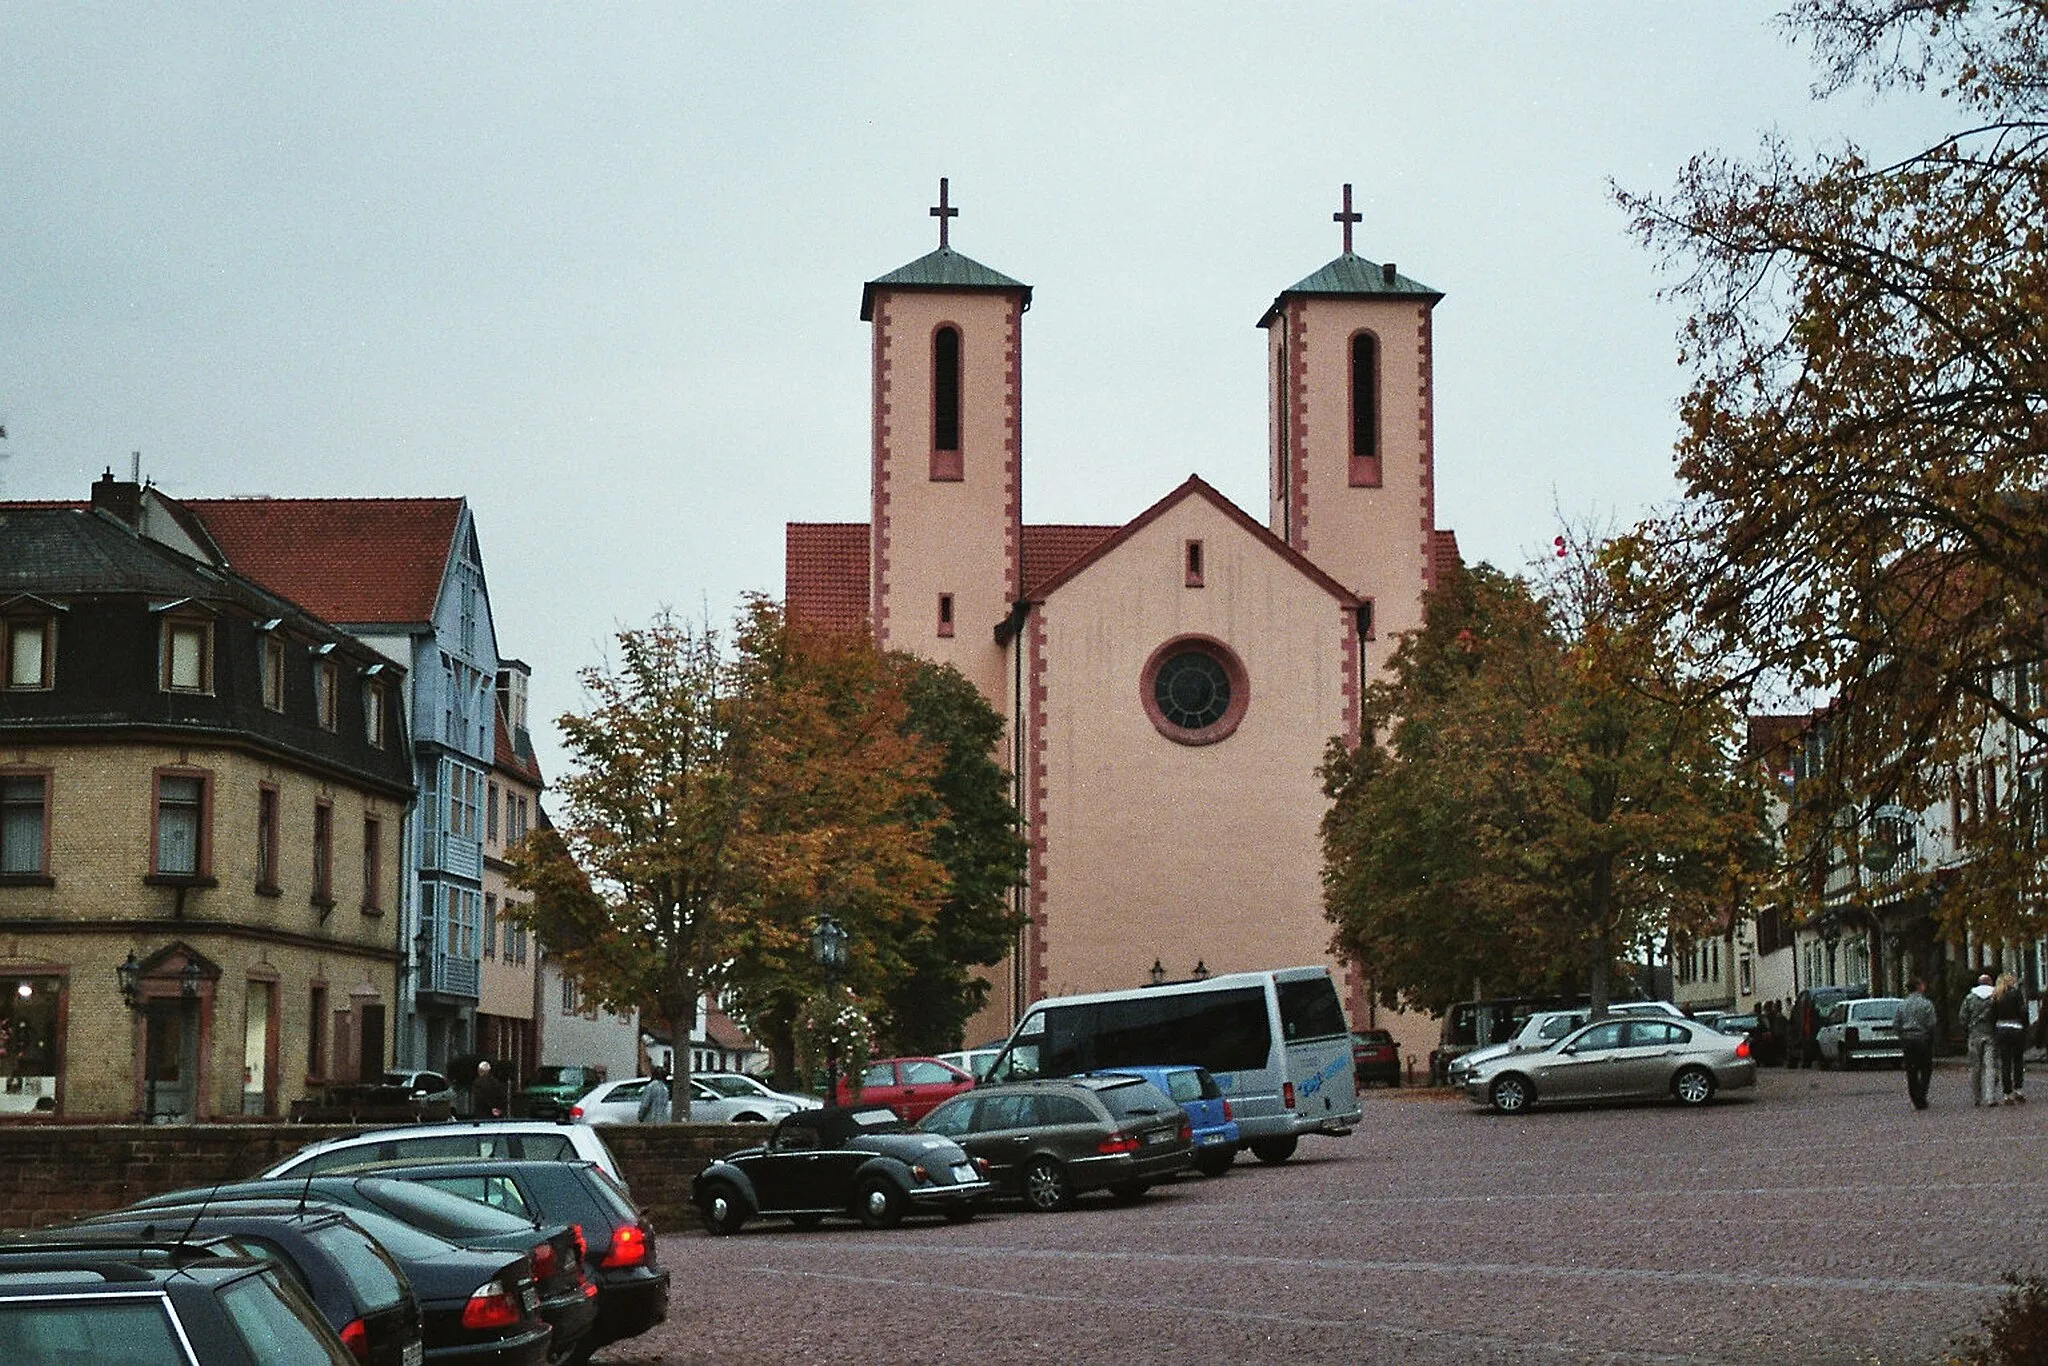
[787, 184, 1459, 1055]
[0, 476, 413, 1121]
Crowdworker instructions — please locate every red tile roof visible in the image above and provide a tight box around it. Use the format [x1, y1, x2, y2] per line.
[1431, 529, 1462, 587]
[785, 523, 871, 633]
[179, 497, 463, 625]
[494, 699, 544, 785]
[1022, 525, 1118, 596]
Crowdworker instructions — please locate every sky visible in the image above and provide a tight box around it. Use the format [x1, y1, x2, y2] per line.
[0, 4, 1954, 785]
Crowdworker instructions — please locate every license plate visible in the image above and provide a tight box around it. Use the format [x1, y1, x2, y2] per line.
[1200, 1133, 1229, 1145]
[1144, 1130, 1174, 1145]
[950, 1163, 975, 1182]
[521, 1285, 540, 1314]
[403, 1343, 423, 1366]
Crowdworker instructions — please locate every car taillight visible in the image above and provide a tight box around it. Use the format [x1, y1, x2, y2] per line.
[1735, 1039, 1751, 1059]
[1282, 1082, 1296, 1110]
[531, 1240, 558, 1280]
[583, 1279, 599, 1299]
[338, 1317, 369, 1362]
[461, 1278, 525, 1330]
[1097, 1133, 1141, 1156]
[568, 1223, 588, 1263]
[1178, 1121, 1192, 1141]
[569, 1104, 585, 1120]
[1221, 1099, 1233, 1121]
[601, 1223, 648, 1269]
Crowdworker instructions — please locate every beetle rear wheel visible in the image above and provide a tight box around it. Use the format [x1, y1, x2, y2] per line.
[855, 1176, 905, 1229]
[700, 1182, 747, 1236]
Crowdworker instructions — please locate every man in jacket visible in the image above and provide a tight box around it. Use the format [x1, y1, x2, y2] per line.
[1959, 973, 1997, 1107]
[1894, 977, 1937, 1110]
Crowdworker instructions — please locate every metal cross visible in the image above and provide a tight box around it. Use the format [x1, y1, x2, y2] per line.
[931, 177, 959, 249]
[1333, 183, 1362, 255]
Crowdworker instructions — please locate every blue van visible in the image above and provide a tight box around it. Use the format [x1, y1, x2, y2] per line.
[1090, 1064, 1240, 1176]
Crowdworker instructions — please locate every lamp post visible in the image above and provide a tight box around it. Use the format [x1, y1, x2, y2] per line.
[1149, 959, 1166, 987]
[809, 915, 850, 1104]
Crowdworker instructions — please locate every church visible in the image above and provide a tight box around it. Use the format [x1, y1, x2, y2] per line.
[786, 183, 1458, 1053]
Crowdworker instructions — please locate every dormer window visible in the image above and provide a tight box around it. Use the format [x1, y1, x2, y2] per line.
[316, 659, 339, 731]
[161, 615, 214, 694]
[261, 632, 287, 711]
[364, 681, 387, 748]
[4, 616, 53, 690]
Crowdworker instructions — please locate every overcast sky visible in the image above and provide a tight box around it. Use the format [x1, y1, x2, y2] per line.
[1, 4, 1951, 783]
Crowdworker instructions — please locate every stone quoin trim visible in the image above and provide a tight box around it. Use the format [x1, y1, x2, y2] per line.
[1140, 635, 1251, 747]
[871, 298, 895, 646]
[1417, 307, 1437, 593]
[1287, 303, 1311, 553]
[1025, 608, 1051, 1005]
[1004, 299, 1023, 601]
[1341, 607, 1362, 747]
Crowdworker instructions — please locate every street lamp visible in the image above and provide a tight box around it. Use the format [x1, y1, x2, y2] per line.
[1149, 959, 1166, 987]
[809, 916, 850, 1103]
[1192, 960, 1210, 981]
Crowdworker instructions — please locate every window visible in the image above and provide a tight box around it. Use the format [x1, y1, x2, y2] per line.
[937, 594, 955, 639]
[4, 616, 53, 690]
[315, 660, 339, 731]
[311, 800, 334, 905]
[932, 324, 962, 477]
[363, 681, 387, 747]
[308, 983, 329, 1079]
[483, 895, 498, 959]
[1, 773, 50, 880]
[514, 797, 529, 844]
[1140, 636, 1250, 746]
[487, 782, 500, 843]
[362, 816, 382, 911]
[1184, 540, 1204, 589]
[256, 784, 280, 893]
[152, 770, 211, 878]
[1349, 331, 1382, 486]
[261, 634, 287, 711]
[161, 616, 213, 693]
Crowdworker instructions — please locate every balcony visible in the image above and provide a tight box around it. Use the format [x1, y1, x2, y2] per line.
[419, 951, 480, 999]
[422, 832, 483, 881]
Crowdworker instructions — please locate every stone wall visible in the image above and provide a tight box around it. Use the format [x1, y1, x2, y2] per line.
[0, 1122, 756, 1234]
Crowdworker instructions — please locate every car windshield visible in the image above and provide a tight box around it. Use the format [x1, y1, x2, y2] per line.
[0, 1298, 189, 1365]
[697, 1075, 756, 1098]
[1851, 1000, 1900, 1020]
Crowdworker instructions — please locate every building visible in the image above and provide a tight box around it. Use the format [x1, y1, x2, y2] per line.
[477, 663, 541, 1082]
[785, 184, 1455, 1052]
[165, 492, 504, 1072]
[0, 478, 413, 1121]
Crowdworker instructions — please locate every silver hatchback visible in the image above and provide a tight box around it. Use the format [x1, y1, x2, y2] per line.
[1462, 1016, 1757, 1114]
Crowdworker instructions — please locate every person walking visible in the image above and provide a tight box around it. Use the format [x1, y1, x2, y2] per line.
[1894, 978, 1937, 1111]
[1960, 972, 1997, 1107]
[637, 1065, 672, 1124]
[470, 1060, 508, 1119]
[1793, 995, 1823, 1069]
[1992, 971, 2028, 1105]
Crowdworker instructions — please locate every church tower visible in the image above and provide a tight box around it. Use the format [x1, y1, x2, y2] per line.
[859, 179, 1032, 708]
[1260, 185, 1443, 676]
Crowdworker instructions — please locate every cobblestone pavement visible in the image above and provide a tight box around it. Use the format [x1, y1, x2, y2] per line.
[594, 1060, 2046, 1366]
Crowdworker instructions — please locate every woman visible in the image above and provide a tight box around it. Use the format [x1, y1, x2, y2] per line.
[1991, 972, 2028, 1105]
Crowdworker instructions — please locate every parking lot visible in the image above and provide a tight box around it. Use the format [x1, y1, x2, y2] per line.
[599, 1061, 2047, 1366]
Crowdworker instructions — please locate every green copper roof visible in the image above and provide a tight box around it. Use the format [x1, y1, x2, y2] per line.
[860, 247, 1031, 320]
[1257, 252, 1441, 327]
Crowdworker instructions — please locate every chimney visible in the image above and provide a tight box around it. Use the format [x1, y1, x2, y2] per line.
[91, 468, 142, 526]
[1381, 262, 1397, 286]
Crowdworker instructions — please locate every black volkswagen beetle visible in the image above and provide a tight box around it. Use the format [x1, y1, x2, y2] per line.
[693, 1104, 990, 1234]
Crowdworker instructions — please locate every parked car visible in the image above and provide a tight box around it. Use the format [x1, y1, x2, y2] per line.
[936, 1047, 1003, 1081]
[384, 1069, 459, 1109]
[1350, 1030, 1401, 1088]
[259, 1119, 625, 1188]
[1817, 997, 1905, 1069]
[1461, 1015, 1758, 1114]
[29, 1206, 424, 1366]
[0, 1243, 356, 1364]
[338, 1158, 670, 1363]
[1445, 1001, 1689, 1087]
[290, 1070, 456, 1124]
[833, 1056, 976, 1121]
[918, 1075, 1195, 1210]
[693, 1104, 990, 1234]
[517, 1066, 607, 1121]
[569, 1076, 801, 1125]
[1088, 1064, 1238, 1176]
[125, 1180, 591, 1364]
[1710, 1012, 1784, 1066]
[698, 1072, 821, 1110]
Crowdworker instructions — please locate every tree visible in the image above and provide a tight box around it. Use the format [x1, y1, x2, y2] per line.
[1619, 0, 2048, 942]
[1321, 547, 1765, 1016]
[878, 660, 1029, 1054]
[509, 601, 947, 1107]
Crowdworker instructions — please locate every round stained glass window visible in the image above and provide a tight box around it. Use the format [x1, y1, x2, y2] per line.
[1154, 651, 1232, 731]
[1140, 636, 1248, 745]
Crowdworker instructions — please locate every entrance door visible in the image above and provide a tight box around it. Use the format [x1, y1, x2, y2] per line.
[359, 1004, 386, 1080]
[144, 1001, 200, 1123]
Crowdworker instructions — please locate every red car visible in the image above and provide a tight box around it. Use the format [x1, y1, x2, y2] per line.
[835, 1056, 975, 1122]
[1352, 1029, 1401, 1087]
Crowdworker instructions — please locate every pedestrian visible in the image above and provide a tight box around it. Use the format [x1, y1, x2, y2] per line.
[471, 1060, 507, 1118]
[1991, 971, 2028, 1105]
[637, 1065, 672, 1124]
[1959, 972, 1997, 1107]
[1794, 994, 1823, 1069]
[1894, 977, 1937, 1111]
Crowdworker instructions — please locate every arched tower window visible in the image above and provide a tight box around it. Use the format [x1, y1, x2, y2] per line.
[1349, 331, 1381, 487]
[932, 326, 962, 478]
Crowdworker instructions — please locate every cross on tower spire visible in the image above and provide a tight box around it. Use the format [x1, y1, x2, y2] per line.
[1332, 183, 1363, 256]
[930, 177, 959, 249]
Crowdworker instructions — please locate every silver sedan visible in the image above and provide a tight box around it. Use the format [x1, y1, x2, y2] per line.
[1462, 1016, 1757, 1114]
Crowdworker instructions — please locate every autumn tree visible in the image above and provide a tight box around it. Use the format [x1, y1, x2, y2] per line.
[509, 600, 947, 1108]
[1322, 548, 1765, 1015]
[1619, 0, 2048, 942]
